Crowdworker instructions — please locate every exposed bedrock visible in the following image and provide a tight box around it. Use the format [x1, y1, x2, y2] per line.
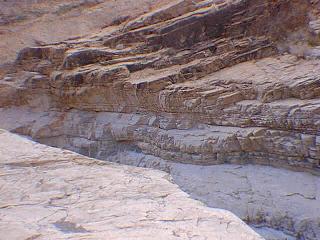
[1, 0, 320, 239]
[1, 130, 265, 240]
[1, 107, 320, 175]
[171, 163, 320, 240]
[1, 107, 320, 240]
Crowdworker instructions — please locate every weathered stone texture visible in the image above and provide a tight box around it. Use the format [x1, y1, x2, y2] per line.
[1, 0, 320, 173]
[1, 0, 320, 239]
[0, 130, 263, 240]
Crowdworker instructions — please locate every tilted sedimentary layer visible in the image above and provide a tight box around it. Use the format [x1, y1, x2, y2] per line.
[0, 0, 320, 239]
[0, 0, 173, 64]
[1, 0, 320, 173]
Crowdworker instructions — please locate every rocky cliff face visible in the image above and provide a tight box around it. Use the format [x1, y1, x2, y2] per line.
[0, 0, 320, 239]
[0, 0, 172, 64]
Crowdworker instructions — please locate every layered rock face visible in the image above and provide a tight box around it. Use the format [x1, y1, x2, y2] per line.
[0, 0, 172, 64]
[1, 0, 320, 239]
[1, 0, 320, 173]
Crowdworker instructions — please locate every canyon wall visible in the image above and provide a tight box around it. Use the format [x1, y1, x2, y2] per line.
[1, 0, 320, 239]
[1, 0, 320, 174]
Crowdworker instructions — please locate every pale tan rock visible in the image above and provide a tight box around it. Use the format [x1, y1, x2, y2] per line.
[0, 130, 263, 240]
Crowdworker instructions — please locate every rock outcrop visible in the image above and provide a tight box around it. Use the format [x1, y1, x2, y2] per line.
[0, 0, 320, 239]
[171, 163, 320, 240]
[0, 0, 172, 64]
[0, 130, 263, 240]
[1, 0, 320, 173]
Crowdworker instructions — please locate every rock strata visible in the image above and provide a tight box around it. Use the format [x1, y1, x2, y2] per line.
[1, 0, 320, 174]
[0, 0, 320, 239]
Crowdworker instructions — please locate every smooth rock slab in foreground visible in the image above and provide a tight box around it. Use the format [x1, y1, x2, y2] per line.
[0, 130, 263, 240]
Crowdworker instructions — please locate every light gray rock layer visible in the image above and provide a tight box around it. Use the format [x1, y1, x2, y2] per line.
[0, 130, 263, 240]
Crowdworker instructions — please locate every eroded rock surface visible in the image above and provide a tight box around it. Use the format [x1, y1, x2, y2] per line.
[0, 0, 172, 64]
[171, 163, 320, 240]
[1, 0, 320, 239]
[1, 0, 319, 174]
[0, 130, 263, 240]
